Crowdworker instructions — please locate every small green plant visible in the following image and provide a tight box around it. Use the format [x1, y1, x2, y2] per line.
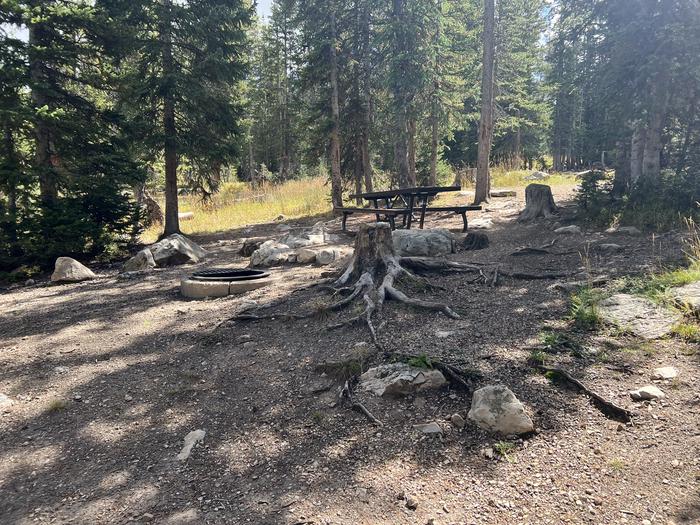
[47, 398, 68, 412]
[311, 410, 325, 425]
[494, 441, 517, 462]
[672, 322, 700, 343]
[608, 458, 626, 471]
[570, 287, 604, 329]
[529, 349, 548, 366]
[407, 353, 433, 369]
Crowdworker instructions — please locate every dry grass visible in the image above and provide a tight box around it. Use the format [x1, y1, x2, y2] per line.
[142, 169, 578, 241]
[142, 177, 332, 242]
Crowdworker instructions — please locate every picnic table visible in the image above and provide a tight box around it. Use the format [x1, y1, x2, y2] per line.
[337, 185, 481, 232]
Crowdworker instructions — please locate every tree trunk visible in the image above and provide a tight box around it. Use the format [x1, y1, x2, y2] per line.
[675, 90, 697, 177]
[640, 73, 670, 184]
[407, 116, 417, 186]
[392, 0, 411, 189]
[28, 17, 57, 208]
[611, 139, 630, 198]
[428, 0, 441, 187]
[329, 10, 343, 208]
[630, 123, 645, 185]
[360, 7, 373, 194]
[3, 125, 19, 249]
[161, 0, 180, 236]
[518, 184, 557, 222]
[474, 0, 495, 204]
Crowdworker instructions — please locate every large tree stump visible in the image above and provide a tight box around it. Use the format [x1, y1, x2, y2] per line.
[518, 183, 557, 222]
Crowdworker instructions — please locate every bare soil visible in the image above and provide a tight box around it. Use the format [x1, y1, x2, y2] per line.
[1, 187, 699, 525]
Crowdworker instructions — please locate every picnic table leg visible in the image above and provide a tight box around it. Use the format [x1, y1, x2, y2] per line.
[460, 212, 468, 232]
[406, 195, 415, 229]
[418, 196, 428, 229]
[342, 212, 350, 231]
[372, 199, 381, 223]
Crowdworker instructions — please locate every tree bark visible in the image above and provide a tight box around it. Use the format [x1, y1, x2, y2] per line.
[392, 0, 411, 189]
[630, 123, 645, 185]
[518, 184, 557, 222]
[161, 0, 180, 236]
[428, 0, 441, 187]
[640, 72, 670, 185]
[675, 90, 697, 177]
[329, 10, 343, 208]
[28, 15, 58, 208]
[611, 139, 630, 197]
[407, 116, 417, 186]
[474, 0, 495, 204]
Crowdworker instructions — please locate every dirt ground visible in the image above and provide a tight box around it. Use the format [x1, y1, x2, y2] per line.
[1, 187, 699, 525]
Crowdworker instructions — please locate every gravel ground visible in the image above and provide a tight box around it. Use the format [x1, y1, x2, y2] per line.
[1, 187, 699, 525]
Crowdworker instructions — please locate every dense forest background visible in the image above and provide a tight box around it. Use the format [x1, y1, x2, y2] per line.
[1, 0, 699, 271]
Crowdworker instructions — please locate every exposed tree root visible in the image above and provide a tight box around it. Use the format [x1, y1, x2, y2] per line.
[536, 364, 633, 422]
[340, 378, 383, 426]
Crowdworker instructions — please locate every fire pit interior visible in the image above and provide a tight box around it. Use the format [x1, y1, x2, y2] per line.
[181, 268, 272, 298]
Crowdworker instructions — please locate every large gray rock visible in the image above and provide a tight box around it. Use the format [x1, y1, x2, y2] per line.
[671, 281, 700, 314]
[123, 248, 156, 272]
[51, 257, 96, 283]
[250, 240, 291, 267]
[150, 234, 207, 267]
[629, 385, 665, 401]
[598, 294, 680, 339]
[554, 225, 582, 235]
[359, 363, 446, 397]
[467, 385, 534, 435]
[392, 229, 455, 257]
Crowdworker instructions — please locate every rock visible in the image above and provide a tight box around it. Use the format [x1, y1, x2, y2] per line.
[450, 413, 466, 429]
[606, 226, 642, 236]
[404, 494, 418, 510]
[315, 248, 339, 265]
[359, 363, 446, 397]
[524, 171, 549, 180]
[651, 366, 678, 380]
[435, 330, 454, 338]
[178, 211, 194, 221]
[51, 257, 96, 283]
[54, 366, 69, 374]
[469, 218, 493, 230]
[25, 278, 35, 286]
[490, 190, 516, 197]
[150, 234, 207, 266]
[554, 225, 582, 235]
[240, 237, 267, 257]
[462, 232, 489, 250]
[597, 243, 623, 254]
[392, 229, 455, 257]
[0, 393, 13, 407]
[249, 240, 291, 267]
[176, 429, 206, 461]
[123, 248, 156, 272]
[481, 447, 495, 460]
[276, 224, 291, 232]
[278, 234, 314, 249]
[598, 294, 680, 339]
[274, 214, 286, 221]
[124, 394, 133, 401]
[413, 421, 443, 435]
[295, 248, 318, 264]
[670, 281, 700, 314]
[467, 385, 534, 435]
[629, 385, 665, 401]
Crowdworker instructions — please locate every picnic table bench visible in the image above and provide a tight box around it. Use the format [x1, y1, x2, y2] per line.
[336, 186, 481, 232]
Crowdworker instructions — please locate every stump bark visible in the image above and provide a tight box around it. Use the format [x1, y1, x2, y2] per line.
[518, 183, 557, 222]
[462, 232, 489, 251]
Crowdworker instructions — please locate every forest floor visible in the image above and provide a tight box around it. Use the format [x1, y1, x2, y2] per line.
[1, 185, 699, 525]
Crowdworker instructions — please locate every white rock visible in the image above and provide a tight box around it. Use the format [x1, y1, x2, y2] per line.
[51, 257, 96, 283]
[651, 366, 678, 380]
[469, 218, 493, 230]
[629, 385, 665, 401]
[598, 294, 680, 339]
[467, 385, 534, 435]
[295, 248, 318, 264]
[176, 429, 206, 461]
[122, 248, 156, 272]
[392, 229, 455, 257]
[359, 363, 446, 397]
[315, 248, 339, 265]
[525, 171, 548, 180]
[54, 366, 69, 374]
[435, 330, 455, 339]
[150, 234, 207, 266]
[413, 421, 442, 435]
[606, 226, 641, 236]
[0, 393, 13, 407]
[671, 281, 700, 314]
[250, 240, 291, 267]
[554, 225, 582, 235]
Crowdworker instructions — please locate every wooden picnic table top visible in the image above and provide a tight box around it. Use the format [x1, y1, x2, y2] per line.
[349, 185, 461, 201]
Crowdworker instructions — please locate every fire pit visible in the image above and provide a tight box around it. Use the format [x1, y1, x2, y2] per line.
[181, 268, 272, 298]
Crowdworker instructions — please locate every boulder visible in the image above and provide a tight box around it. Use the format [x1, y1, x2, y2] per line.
[554, 225, 582, 235]
[524, 171, 549, 181]
[671, 281, 700, 314]
[240, 237, 267, 257]
[413, 422, 443, 435]
[249, 240, 291, 267]
[606, 226, 642, 236]
[51, 257, 96, 283]
[598, 294, 680, 339]
[150, 234, 207, 267]
[279, 234, 315, 249]
[359, 363, 446, 397]
[316, 247, 343, 265]
[629, 385, 665, 401]
[295, 248, 318, 264]
[392, 229, 455, 257]
[470, 218, 494, 230]
[122, 248, 156, 272]
[467, 385, 534, 435]
[651, 366, 678, 380]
